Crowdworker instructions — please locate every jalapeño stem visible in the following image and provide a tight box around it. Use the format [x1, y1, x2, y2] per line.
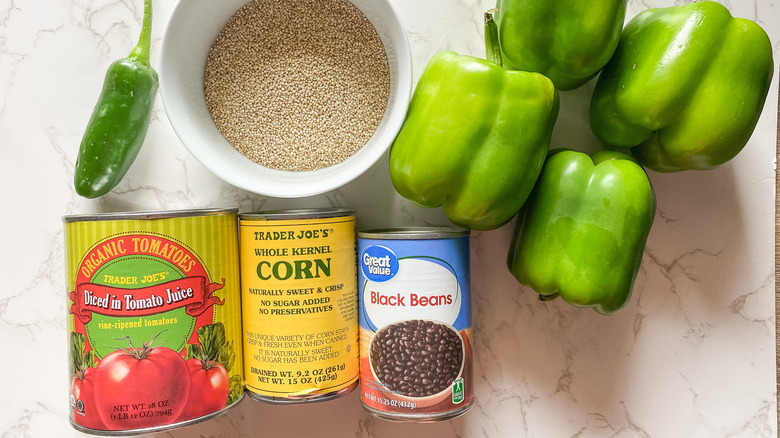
[128, 0, 153, 66]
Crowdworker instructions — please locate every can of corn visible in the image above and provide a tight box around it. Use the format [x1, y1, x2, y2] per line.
[357, 227, 474, 421]
[63, 208, 244, 435]
[239, 209, 359, 403]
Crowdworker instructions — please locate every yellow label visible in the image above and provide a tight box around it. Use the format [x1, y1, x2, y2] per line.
[239, 215, 359, 398]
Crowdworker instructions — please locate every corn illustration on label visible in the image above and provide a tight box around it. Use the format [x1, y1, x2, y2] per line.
[63, 209, 244, 433]
[239, 210, 359, 401]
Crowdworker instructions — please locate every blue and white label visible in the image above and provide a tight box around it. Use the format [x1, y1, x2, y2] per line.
[358, 235, 471, 333]
[360, 245, 399, 282]
[363, 256, 462, 330]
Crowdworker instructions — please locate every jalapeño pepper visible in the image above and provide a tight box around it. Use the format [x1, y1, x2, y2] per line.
[74, 0, 158, 198]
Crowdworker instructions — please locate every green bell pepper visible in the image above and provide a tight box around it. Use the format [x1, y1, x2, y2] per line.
[589, 1, 773, 172]
[508, 150, 656, 314]
[493, 0, 626, 91]
[389, 49, 558, 230]
[74, 0, 158, 198]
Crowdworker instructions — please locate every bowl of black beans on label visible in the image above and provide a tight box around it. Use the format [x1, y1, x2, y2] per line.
[369, 319, 465, 405]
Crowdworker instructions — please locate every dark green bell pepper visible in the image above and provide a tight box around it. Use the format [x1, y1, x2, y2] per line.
[74, 0, 158, 198]
[389, 50, 559, 230]
[589, 1, 774, 172]
[508, 150, 656, 314]
[493, 0, 626, 91]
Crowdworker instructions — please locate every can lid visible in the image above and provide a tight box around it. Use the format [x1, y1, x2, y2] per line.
[357, 227, 469, 240]
[240, 208, 354, 221]
[62, 207, 238, 223]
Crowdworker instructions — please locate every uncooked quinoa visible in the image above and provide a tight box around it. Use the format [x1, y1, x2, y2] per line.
[204, 0, 391, 171]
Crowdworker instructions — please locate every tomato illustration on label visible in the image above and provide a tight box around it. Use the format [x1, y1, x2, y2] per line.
[67, 233, 240, 431]
[178, 322, 239, 421]
[70, 332, 105, 430]
[180, 361, 229, 421]
[93, 335, 191, 429]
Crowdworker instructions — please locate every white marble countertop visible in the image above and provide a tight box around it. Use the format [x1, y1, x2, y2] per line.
[1, 0, 777, 436]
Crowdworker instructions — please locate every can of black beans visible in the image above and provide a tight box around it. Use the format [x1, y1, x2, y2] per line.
[239, 209, 359, 404]
[357, 228, 473, 421]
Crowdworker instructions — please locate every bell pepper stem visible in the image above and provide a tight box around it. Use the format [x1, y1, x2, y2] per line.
[484, 8, 503, 67]
[128, 0, 153, 66]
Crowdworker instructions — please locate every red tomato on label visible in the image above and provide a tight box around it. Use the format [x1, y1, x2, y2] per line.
[177, 359, 230, 422]
[93, 345, 191, 430]
[71, 367, 106, 430]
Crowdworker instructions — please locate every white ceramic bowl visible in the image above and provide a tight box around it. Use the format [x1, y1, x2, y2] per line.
[159, 0, 412, 198]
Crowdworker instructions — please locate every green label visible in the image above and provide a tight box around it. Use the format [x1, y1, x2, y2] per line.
[452, 377, 465, 404]
[84, 255, 196, 358]
[69, 236, 226, 359]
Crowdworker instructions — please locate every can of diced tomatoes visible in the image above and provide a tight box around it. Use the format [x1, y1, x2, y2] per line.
[238, 209, 359, 403]
[63, 208, 244, 435]
[357, 228, 474, 421]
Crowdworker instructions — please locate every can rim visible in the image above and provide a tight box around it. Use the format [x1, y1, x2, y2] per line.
[62, 207, 238, 223]
[70, 393, 245, 435]
[357, 227, 469, 239]
[239, 208, 354, 221]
